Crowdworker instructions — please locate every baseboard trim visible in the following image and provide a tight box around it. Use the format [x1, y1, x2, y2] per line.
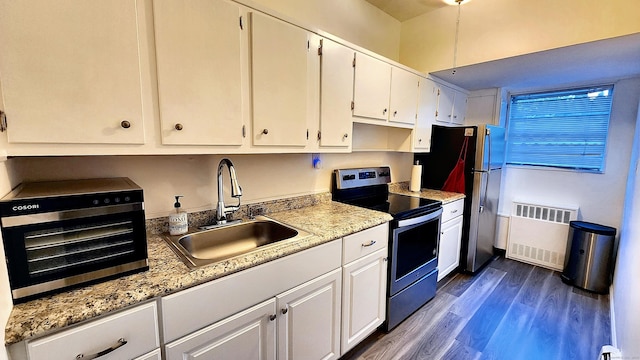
[610, 283, 617, 348]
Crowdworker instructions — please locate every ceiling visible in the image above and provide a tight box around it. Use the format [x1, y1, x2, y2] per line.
[364, 1, 640, 92]
[431, 33, 640, 92]
[364, 0, 449, 21]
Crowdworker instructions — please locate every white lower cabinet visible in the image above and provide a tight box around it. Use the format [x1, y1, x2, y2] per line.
[24, 301, 160, 360]
[165, 299, 277, 360]
[165, 269, 341, 360]
[134, 348, 163, 360]
[277, 268, 341, 360]
[438, 199, 465, 281]
[340, 223, 388, 355]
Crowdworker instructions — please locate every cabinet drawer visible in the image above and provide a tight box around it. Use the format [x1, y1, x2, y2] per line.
[343, 223, 388, 264]
[441, 199, 464, 223]
[26, 301, 159, 360]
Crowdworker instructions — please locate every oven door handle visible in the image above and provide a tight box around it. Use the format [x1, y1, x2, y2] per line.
[396, 208, 443, 227]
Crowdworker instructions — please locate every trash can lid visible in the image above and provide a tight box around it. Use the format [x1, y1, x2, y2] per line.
[569, 221, 617, 236]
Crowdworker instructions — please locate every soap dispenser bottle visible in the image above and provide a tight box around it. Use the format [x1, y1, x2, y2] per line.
[169, 195, 188, 235]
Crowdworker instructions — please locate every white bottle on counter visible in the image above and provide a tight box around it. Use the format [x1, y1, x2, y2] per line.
[169, 195, 188, 235]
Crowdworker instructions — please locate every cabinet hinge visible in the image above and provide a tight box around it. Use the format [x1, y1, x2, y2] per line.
[242, 125, 246, 138]
[351, 101, 355, 111]
[239, 16, 243, 30]
[0, 110, 6, 132]
[318, 39, 323, 56]
[317, 131, 321, 141]
[352, 55, 356, 68]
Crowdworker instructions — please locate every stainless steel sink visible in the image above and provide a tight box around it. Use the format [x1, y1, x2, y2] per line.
[162, 216, 312, 269]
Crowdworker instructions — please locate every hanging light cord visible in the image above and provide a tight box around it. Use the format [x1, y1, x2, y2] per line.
[452, 0, 463, 75]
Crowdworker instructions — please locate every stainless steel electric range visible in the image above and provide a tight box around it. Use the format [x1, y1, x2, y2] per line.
[332, 166, 442, 331]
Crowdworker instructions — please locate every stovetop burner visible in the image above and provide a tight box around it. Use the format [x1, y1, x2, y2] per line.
[331, 166, 442, 220]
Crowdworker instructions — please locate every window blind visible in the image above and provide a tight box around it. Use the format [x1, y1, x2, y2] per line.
[506, 85, 614, 172]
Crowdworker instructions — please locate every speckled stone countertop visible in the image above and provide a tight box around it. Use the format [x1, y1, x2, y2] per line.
[388, 182, 465, 204]
[4, 201, 392, 346]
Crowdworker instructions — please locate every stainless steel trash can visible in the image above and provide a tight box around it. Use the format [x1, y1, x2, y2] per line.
[561, 221, 616, 294]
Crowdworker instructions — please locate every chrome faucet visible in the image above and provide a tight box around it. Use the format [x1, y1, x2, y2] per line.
[216, 158, 242, 224]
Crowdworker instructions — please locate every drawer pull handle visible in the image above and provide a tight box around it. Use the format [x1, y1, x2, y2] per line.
[76, 338, 127, 359]
[362, 240, 376, 247]
[451, 209, 458, 213]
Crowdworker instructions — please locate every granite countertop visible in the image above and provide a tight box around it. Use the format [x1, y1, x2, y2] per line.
[388, 182, 466, 204]
[4, 201, 392, 346]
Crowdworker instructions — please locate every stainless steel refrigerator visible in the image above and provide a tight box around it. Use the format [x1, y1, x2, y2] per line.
[415, 124, 506, 273]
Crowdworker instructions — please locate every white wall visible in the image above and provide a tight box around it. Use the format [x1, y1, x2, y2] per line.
[248, 0, 401, 61]
[13, 152, 414, 219]
[499, 78, 640, 232]
[612, 93, 640, 358]
[400, 0, 640, 73]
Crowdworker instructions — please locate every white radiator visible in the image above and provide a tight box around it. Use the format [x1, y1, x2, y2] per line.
[506, 201, 579, 271]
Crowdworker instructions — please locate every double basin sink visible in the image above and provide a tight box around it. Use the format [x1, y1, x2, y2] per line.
[162, 216, 312, 268]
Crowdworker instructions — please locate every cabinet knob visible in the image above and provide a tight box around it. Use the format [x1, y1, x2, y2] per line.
[262, 129, 269, 135]
[383, 108, 387, 115]
[120, 120, 131, 129]
[175, 123, 183, 131]
[269, 314, 277, 321]
[281, 307, 288, 315]
[418, 138, 422, 143]
[393, 110, 398, 117]
[343, 133, 348, 139]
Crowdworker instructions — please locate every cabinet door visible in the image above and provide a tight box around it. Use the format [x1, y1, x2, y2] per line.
[277, 268, 341, 360]
[352, 53, 391, 121]
[414, 78, 438, 151]
[341, 248, 387, 355]
[154, 0, 244, 146]
[452, 90, 468, 125]
[435, 85, 455, 124]
[250, 12, 309, 147]
[165, 299, 276, 360]
[389, 67, 419, 126]
[0, 0, 147, 144]
[438, 215, 463, 281]
[318, 38, 354, 148]
[134, 349, 162, 360]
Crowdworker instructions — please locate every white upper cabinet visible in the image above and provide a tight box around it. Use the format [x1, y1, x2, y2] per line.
[154, 0, 245, 146]
[0, 0, 149, 144]
[352, 53, 392, 121]
[414, 78, 438, 151]
[436, 84, 468, 125]
[250, 12, 309, 147]
[389, 68, 419, 126]
[352, 53, 419, 128]
[317, 38, 354, 148]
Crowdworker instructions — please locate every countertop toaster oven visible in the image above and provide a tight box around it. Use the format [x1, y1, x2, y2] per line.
[0, 177, 148, 303]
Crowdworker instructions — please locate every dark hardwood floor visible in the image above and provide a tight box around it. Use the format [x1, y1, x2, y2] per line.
[341, 256, 611, 360]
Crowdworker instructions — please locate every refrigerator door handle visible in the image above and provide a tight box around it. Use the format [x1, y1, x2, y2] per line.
[480, 170, 490, 213]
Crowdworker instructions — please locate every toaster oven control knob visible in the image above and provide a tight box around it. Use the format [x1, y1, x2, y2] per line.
[93, 199, 99, 205]
[104, 198, 110, 204]
[120, 120, 131, 129]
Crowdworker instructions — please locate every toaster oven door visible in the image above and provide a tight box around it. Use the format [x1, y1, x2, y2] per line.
[1, 204, 148, 302]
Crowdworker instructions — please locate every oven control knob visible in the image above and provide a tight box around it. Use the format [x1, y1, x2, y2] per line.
[104, 198, 110, 204]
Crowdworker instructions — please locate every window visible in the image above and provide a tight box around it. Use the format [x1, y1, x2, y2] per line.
[506, 85, 614, 172]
